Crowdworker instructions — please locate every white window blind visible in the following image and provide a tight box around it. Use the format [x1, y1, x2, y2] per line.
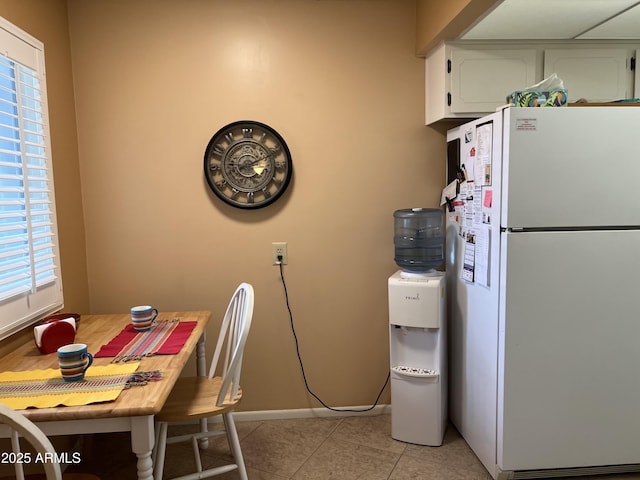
[0, 17, 63, 340]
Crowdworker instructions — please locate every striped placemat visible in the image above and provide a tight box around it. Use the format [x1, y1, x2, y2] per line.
[0, 363, 140, 409]
[95, 320, 197, 363]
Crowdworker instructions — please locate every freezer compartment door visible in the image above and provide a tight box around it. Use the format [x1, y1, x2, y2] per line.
[498, 229, 640, 471]
[501, 107, 640, 229]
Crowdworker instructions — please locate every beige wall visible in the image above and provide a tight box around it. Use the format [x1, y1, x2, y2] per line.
[2, 0, 448, 412]
[416, 0, 497, 55]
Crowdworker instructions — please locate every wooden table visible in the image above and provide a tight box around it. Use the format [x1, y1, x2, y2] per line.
[0, 310, 211, 480]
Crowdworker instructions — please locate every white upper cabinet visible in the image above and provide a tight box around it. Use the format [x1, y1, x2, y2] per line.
[544, 49, 634, 102]
[425, 44, 538, 124]
[450, 48, 538, 113]
[636, 50, 640, 99]
[426, 42, 638, 125]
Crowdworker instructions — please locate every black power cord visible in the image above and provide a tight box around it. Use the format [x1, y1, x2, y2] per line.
[277, 260, 390, 412]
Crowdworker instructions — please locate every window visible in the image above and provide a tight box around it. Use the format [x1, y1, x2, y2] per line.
[0, 17, 63, 340]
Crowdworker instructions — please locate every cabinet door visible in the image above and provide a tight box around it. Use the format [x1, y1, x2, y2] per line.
[450, 48, 537, 114]
[544, 49, 632, 102]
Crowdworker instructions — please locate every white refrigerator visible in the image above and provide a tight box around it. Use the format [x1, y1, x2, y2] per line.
[445, 106, 640, 479]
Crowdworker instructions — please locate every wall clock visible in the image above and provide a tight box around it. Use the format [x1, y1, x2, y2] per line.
[203, 120, 293, 209]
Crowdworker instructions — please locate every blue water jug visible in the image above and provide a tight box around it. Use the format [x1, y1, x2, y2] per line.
[393, 208, 443, 272]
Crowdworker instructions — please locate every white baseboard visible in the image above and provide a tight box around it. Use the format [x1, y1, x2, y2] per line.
[232, 404, 390, 422]
[171, 404, 391, 426]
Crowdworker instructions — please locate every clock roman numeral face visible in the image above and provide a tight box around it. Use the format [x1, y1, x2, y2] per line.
[204, 121, 293, 209]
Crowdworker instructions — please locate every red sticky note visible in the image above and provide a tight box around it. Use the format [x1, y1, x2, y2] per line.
[483, 189, 492, 208]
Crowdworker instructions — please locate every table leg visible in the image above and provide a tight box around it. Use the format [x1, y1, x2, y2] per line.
[131, 415, 154, 480]
[196, 331, 209, 449]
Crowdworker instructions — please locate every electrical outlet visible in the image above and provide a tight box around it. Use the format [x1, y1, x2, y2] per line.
[272, 242, 288, 265]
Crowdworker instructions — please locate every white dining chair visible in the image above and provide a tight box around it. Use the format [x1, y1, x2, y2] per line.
[0, 403, 99, 480]
[153, 283, 254, 480]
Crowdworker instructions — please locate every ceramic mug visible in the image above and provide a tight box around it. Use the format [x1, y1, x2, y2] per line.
[57, 343, 93, 382]
[130, 305, 159, 332]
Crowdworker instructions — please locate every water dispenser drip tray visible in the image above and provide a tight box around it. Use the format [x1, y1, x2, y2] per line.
[391, 366, 439, 378]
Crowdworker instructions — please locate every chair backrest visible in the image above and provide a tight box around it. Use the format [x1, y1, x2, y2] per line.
[0, 403, 62, 480]
[208, 283, 254, 407]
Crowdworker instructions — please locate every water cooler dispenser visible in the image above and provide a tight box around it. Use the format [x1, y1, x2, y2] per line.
[388, 208, 446, 446]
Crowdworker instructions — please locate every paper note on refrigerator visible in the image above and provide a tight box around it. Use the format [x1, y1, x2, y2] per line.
[475, 123, 493, 186]
[483, 189, 492, 208]
[462, 233, 475, 283]
[475, 224, 490, 287]
[440, 179, 458, 206]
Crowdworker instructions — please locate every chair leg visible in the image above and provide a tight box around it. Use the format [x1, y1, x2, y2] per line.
[191, 434, 203, 472]
[10, 430, 25, 480]
[153, 421, 168, 480]
[198, 418, 209, 449]
[223, 412, 248, 480]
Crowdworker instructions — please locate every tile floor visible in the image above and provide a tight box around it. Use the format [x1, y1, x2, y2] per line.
[68, 414, 640, 480]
